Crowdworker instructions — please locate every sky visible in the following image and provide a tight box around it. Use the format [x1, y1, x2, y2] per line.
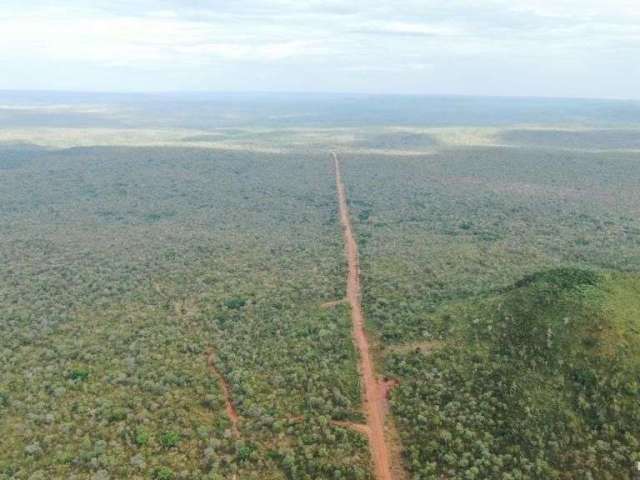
[1, 0, 639, 98]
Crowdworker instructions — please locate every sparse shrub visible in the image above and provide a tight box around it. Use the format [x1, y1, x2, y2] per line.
[24, 442, 42, 456]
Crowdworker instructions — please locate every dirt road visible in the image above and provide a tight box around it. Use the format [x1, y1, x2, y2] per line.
[333, 152, 394, 480]
[207, 350, 240, 437]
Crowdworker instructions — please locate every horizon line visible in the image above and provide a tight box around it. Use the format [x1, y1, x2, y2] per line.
[0, 89, 638, 103]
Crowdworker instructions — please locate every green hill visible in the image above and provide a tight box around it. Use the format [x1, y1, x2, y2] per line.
[388, 268, 640, 479]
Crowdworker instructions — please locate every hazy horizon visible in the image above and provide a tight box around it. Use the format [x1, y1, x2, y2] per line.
[3, 90, 640, 130]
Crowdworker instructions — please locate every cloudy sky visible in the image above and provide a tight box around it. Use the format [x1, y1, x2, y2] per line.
[2, 0, 639, 98]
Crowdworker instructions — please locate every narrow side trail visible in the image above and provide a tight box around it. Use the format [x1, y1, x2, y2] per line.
[206, 350, 240, 438]
[332, 152, 395, 480]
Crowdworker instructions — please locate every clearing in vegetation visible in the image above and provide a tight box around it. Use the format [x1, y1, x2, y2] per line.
[333, 152, 402, 480]
[206, 350, 240, 438]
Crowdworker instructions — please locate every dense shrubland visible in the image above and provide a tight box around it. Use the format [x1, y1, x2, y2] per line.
[0, 145, 369, 479]
[387, 269, 640, 479]
[2, 124, 640, 479]
[343, 143, 640, 478]
[344, 146, 640, 344]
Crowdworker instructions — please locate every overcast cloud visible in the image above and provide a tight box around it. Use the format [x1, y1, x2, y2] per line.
[1, 0, 639, 98]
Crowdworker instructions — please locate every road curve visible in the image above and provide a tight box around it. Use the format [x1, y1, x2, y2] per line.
[332, 152, 394, 480]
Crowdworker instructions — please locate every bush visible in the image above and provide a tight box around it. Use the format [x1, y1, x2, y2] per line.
[224, 297, 247, 310]
[160, 431, 180, 449]
[153, 467, 175, 480]
[134, 428, 150, 446]
[69, 369, 89, 382]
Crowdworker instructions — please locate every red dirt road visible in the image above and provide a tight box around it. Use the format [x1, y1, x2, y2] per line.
[333, 152, 395, 480]
[207, 350, 240, 437]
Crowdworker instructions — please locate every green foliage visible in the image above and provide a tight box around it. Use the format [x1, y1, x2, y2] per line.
[0, 144, 364, 479]
[386, 270, 640, 479]
[224, 297, 247, 310]
[2, 119, 640, 479]
[237, 444, 255, 462]
[68, 369, 89, 382]
[345, 144, 640, 479]
[134, 428, 150, 446]
[152, 466, 175, 480]
[345, 145, 640, 343]
[512, 267, 599, 291]
[160, 431, 180, 449]
[275, 419, 372, 480]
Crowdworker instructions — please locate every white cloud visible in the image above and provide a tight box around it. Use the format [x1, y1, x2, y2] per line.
[176, 41, 325, 62]
[357, 21, 464, 36]
[1, 0, 639, 96]
[507, 0, 640, 19]
[0, 11, 327, 66]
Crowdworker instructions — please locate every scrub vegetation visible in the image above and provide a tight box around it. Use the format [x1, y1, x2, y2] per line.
[1, 94, 640, 479]
[0, 146, 369, 479]
[387, 269, 640, 479]
[343, 142, 640, 479]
